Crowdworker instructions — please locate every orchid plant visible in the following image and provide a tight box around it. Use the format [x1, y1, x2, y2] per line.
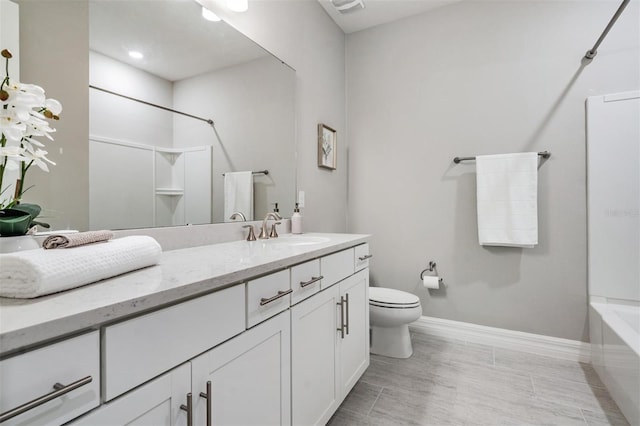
[0, 48, 61, 221]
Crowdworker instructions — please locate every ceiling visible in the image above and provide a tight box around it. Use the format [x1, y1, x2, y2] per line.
[89, 0, 268, 82]
[317, 0, 461, 34]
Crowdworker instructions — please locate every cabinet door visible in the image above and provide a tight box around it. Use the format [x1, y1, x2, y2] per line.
[70, 363, 191, 426]
[291, 285, 340, 426]
[191, 311, 291, 426]
[338, 268, 370, 397]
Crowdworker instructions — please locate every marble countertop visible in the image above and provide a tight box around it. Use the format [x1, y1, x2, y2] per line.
[0, 233, 369, 356]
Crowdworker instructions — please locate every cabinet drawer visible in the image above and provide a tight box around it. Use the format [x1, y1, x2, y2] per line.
[0, 331, 100, 426]
[320, 248, 354, 289]
[69, 363, 191, 426]
[290, 259, 322, 305]
[247, 269, 291, 328]
[103, 284, 245, 401]
[354, 243, 372, 272]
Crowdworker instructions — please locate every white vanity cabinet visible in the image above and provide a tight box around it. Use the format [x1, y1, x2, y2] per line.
[1, 236, 371, 426]
[103, 284, 246, 401]
[72, 312, 290, 426]
[0, 331, 100, 426]
[291, 266, 370, 426]
[337, 269, 370, 397]
[192, 310, 291, 426]
[70, 362, 191, 426]
[246, 269, 291, 328]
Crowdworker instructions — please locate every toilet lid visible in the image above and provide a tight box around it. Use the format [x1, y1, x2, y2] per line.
[369, 287, 420, 308]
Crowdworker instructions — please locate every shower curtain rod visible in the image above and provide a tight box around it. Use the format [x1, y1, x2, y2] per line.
[89, 85, 215, 126]
[585, 0, 631, 59]
[453, 151, 551, 164]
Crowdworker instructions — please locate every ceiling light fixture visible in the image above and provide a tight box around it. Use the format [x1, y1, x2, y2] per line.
[331, 0, 365, 14]
[128, 51, 144, 59]
[201, 6, 221, 22]
[226, 0, 248, 13]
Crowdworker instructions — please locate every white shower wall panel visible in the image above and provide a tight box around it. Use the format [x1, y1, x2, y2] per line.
[587, 91, 640, 301]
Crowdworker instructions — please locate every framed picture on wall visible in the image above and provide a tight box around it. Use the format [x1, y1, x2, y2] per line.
[318, 123, 337, 170]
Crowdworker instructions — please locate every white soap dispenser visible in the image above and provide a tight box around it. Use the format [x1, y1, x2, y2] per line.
[291, 203, 302, 234]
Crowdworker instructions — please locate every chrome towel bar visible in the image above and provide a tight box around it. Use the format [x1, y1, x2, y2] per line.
[453, 151, 551, 164]
[222, 170, 269, 176]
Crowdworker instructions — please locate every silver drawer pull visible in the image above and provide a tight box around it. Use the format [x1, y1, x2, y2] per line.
[345, 292, 350, 335]
[0, 376, 93, 423]
[260, 289, 293, 306]
[180, 393, 193, 426]
[300, 275, 323, 288]
[199, 381, 212, 426]
[358, 254, 373, 261]
[337, 296, 346, 339]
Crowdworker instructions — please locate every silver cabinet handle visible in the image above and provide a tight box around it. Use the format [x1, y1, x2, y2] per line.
[345, 292, 350, 335]
[337, 296, 346, 339]
[180, 393, 193, 426]
[0, 376, 92, 423]
[260, 289, 293, 306]
[199, 381, 211, 426]
[358, 254, 373, 261]
[300, 275, 323, 288]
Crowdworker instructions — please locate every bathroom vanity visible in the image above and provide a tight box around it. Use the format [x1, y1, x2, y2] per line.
[0, 233, 371, 425]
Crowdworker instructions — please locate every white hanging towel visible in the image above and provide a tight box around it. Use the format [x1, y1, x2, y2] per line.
[476, 152, 539, 247]
[224, 171, 254, 222]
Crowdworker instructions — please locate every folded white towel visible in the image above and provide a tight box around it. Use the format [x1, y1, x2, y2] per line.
[0, 236, 162, 298]
[224, 171, 254, 222]
[476, 152, 538, 247]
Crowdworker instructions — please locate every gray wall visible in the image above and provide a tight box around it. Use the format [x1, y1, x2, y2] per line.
[346, 1, 640, 341]
[18, 0, 89, 231]
[201, 0, 347, 232]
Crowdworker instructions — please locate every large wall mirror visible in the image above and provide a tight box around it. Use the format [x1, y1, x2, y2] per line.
[88, 0, 295, 230]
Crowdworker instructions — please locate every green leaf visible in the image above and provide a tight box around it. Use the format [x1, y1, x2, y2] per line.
[11, 203, 41, 221]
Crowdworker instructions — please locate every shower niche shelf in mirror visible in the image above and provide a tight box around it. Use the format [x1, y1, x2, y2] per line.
[83, 0, 296, 232]
[154, 145, 212, 228]
[89, 136, 211, 229]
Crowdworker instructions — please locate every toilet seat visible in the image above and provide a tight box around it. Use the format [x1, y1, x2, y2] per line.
[369, 287, 420, 309]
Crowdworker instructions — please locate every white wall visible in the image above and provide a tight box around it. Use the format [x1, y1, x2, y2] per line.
[200, 0, 347, 231]
[172, 56, 295, 222]
[346, 1, 640, 341]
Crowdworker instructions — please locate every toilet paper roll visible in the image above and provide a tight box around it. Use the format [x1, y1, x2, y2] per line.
[423, 275, 441, 289]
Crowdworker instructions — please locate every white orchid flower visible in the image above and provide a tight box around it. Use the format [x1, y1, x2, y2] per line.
[23, 148, 55, 172]
[0, 145, 28, 171]
[21, 137, 45, 149]
[0, 111, 27, 142]
[1, 50, 61, 207]
[45, 98, 62, 115]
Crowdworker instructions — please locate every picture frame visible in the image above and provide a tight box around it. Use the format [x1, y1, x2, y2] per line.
[318, 123, 337, 170]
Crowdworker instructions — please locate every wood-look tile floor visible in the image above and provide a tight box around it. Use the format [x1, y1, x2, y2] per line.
[327, 332, 630, 426]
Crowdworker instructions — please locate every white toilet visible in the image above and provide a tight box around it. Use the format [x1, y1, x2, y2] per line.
[369, 287, 422, 358]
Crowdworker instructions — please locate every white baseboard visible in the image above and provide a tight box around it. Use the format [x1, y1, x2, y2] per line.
[410, 316, 591, 364]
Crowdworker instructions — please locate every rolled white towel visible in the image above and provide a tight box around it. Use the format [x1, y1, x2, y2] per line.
[42, 230, 114, 249]
[0, 236, 162, 299]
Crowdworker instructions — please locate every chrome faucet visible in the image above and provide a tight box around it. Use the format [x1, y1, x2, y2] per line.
[259, 212, 280, 239]
[229, 211, 247, 221]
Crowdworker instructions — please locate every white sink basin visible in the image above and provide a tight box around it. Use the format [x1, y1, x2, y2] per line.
[267, 235, 331, 246]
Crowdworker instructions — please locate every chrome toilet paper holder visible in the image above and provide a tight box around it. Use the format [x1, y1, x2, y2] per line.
[419, 261, 437, 280]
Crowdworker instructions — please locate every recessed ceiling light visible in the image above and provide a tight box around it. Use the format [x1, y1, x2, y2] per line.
[128, 51, 144, 59]
[201, 6, 221, 22]
[226, 0, 248, 13]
